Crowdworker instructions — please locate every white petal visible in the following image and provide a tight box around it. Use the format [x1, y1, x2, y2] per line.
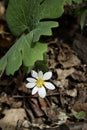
[26, 78, 36, 82]
[38, 87, 46, 98]
[32, 86, 38, 95]
[38, 71, 43, 78]
[43, 72, 52, 80]
[31, 70, 38, 79]
[26, 82, 36, 88]
[44, 82, 55, 90]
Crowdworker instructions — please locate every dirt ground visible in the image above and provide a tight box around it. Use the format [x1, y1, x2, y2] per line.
[0, 1, 87, 130]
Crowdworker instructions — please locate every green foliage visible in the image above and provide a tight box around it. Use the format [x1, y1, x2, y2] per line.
[65, 0, 83, 5]
[0, 32, 47, 75]
[73, 6, 87, 30]
[6, 0, 64, 36]
[35, 53, 48, 72]
[32, 21, 58, 42]
[80, 9, 87, 30]
[66, 0, 87, 30]
[0, 0, 85, 75]
[0, 0, 63, 75]
[74, 111, 86, 120]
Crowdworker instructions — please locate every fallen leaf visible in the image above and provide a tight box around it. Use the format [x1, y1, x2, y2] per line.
[0, 1, 5, 20]
[53, 79, 68, 89]
[0, 93, 22, 108]
[45, 103, 59, 121]
[73, 103, 87, 118]
[49, 59, 57, 69]
[58, 111, 68, 125]
[66, 88, 77, 97]
[28, 98, 44, 117]
[38, 98, 48, 111]
[71, 70, 87, 82]
[56, 68, 75, 80]
[74, 111, 86, 120]
[58, 44, 81, 68]
[0, 108, 27, 130]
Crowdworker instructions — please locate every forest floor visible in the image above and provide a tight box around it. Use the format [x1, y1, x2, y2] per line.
[0, 1, 87, 130]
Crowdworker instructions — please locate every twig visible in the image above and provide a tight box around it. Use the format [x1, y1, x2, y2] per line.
[13, 92, 60, 99]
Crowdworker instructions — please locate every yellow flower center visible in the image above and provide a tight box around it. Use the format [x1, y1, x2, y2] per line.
[36, 78, 44, 87]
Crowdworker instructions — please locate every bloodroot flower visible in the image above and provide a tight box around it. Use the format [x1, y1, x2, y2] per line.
[26, 70, 55, 98]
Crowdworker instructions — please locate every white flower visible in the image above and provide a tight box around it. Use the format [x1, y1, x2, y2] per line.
[26, 70, 55, 98]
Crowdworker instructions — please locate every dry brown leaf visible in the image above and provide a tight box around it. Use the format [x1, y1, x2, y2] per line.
[75, 83, 87, 89]
[58, 44, 81, 68]
[73, 103, 87, 117]
[29, 98, 44, 117]
[0, 108, 27, 130]
[49, 59, 57, 69]
[59, 54, 81, 68]
[56, 68, 75, 80]
[38, 98, 48, 111]
[53, 79, 68, 89]
[0, 93, 22, 108]
[71, 70, 87, 82]
[0, 1, 5, 20]
[76, 87, 87, 103]
[58, 111, 68, 125]
[45, 103, 59, 121]
[66, 88, 77, 97]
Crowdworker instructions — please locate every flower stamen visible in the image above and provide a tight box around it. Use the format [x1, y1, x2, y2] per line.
[36, 78, 44, 87]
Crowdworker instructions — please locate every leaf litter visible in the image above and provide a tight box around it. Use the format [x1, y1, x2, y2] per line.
[0, 2, 87, 130]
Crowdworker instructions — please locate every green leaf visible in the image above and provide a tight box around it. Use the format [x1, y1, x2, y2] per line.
[0, 32, 47, 75]
[74, 0, 82, 3]
[80, 9, 87, 30]
[27, 42, 47, 66]
[35, 53, 48, 72]
[73, 6, 87, 30]
[6, 50, 22, 75]
[35, 60, 48, 72]
[21, 40, 47, 67]
[4, 32, 33, 75]
[65, 0, 82, 5]
[3, 0, 64, 75]
[33, 21, 58, 42]
[75, 111, 86, 120]
[20, 32, 34, 66]
[6, 0, 64, 36]
[65, 0, 72, 5]
[0, 56, 7, 72]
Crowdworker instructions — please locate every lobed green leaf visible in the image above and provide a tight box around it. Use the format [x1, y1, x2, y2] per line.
[6, 0, 64, 36]
[0, 32, 47, 75]
[1, 0, 66, 75]
[33, 21, 58, 42]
